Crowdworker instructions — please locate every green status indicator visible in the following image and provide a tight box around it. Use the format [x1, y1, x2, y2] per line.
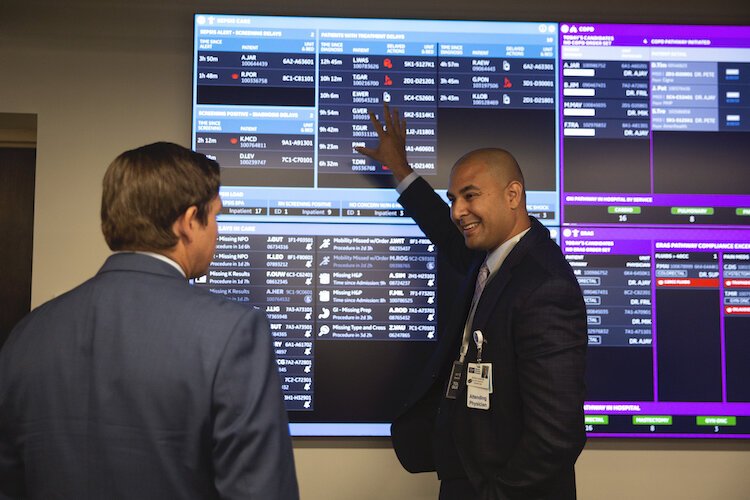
[670, 207, 714, 216]
[585, 415, 609, 425]
[633, 415, 672, 425]
[608, 206, 641, 214]
[697, 416, 736, 426]
[736, 208, 750, 217]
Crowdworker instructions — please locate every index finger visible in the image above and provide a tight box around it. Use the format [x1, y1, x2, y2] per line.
[390, 106, 405, 137]
[382, 102, 394, 133]
[368, 110, 385, 136]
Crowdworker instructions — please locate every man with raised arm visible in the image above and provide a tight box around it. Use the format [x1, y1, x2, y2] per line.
[357, 105, 587, 500]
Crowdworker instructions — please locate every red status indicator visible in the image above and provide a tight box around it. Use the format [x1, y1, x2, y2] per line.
[725, 279, 750, 288]
[656, 278, 719, 288]
[725, 306, 750, 315]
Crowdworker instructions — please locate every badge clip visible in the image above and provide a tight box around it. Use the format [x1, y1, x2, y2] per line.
[473, 330, 485, 362]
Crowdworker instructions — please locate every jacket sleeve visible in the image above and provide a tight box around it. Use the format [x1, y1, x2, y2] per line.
[211, 309, 299, 500]
[0, 420, 25, 499]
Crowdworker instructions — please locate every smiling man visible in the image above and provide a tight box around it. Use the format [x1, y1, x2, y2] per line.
[357, 105, 587, 500]
[447, 149, 530, 253]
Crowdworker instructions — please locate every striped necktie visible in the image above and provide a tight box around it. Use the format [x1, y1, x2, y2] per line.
[460, 263, 490, 362]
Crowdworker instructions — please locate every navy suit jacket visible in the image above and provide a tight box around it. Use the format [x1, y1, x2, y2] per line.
[0, 253, 298, 500]
[391, 177, 587, 500]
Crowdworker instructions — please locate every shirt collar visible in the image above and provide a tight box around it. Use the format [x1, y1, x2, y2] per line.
[115, 251, 187, 278]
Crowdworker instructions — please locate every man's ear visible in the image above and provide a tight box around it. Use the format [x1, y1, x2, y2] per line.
[506, 180, 523, 209]
[172, 206, 199, 243]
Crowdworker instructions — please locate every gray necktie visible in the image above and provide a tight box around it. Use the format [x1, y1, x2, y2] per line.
[460, 263, 490, 362]
[471, 264, 490, 310]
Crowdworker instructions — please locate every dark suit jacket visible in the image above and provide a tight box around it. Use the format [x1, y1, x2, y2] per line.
[391, 177, 587, 500]
[0, 253, 298, 500]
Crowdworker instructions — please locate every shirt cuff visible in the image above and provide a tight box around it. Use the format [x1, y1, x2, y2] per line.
[396, 171, 420, 194]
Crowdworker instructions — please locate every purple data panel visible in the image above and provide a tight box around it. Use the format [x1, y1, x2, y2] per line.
[560, 24, 750, 227]
[562, 226, 750, 437]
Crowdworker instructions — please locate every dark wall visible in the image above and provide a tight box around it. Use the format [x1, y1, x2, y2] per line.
[0, 148, 35, 347]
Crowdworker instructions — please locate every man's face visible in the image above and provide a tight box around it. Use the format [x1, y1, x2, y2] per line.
[447, 160, 520, 252]
[190, 195, 222, 278]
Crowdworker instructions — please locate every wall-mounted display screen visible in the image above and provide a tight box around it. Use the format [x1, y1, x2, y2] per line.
[192, 14, 560, 436]
[193, 15, 750, 438]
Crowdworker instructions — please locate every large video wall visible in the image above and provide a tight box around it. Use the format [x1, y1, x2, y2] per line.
[192, 15, 750, 438]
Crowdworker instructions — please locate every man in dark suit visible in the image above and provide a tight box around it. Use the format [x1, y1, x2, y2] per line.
[357, 105, 587, 499]
[0, 142, 298, 499]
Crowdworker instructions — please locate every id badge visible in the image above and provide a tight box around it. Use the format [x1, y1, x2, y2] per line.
[466, 362, 493, 393]
[467, 385, 490, 410]
[445, 361, 464, 399]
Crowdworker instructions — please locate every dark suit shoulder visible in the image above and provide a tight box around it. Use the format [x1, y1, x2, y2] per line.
[503, 223, 581, 306]
[2, 261, 267, 377]
[526, 237, 576, 278]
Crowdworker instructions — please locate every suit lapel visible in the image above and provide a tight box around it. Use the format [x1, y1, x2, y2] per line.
[431, 262, 480, 371]
[471, 268, 511, 331]
[403, 260, 482, 405]
[471, 218, 547, 330]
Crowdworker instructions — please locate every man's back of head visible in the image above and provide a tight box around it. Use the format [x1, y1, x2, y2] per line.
[101, 142, 220, 253]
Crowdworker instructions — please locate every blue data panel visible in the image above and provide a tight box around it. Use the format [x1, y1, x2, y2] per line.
[193, 15, 561, 223]
[192, 15, 560, 437]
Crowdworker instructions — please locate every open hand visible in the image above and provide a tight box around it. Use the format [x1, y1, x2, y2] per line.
[354, 103, 413, 182]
